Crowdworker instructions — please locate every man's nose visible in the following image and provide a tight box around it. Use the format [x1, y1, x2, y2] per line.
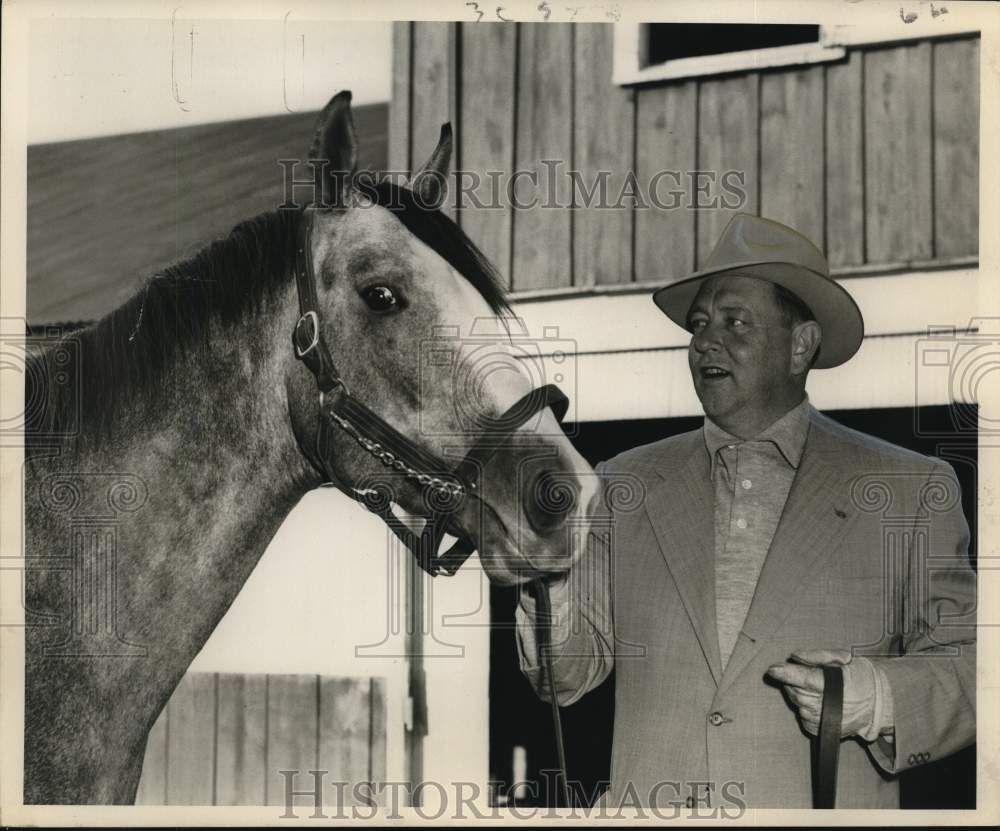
[692, 323, 721, 353]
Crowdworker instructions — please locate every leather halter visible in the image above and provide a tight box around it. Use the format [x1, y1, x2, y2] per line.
[291, 207, 569, 576]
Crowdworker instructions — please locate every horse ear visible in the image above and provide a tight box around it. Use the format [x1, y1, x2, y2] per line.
[309, 90, 357, 209]
[411, 123, 452, 209]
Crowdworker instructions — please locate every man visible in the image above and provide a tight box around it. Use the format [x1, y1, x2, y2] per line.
[516, 214, 976, 809]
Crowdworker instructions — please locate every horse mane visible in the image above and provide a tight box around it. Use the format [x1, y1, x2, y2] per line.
[26, 179, 510, 454]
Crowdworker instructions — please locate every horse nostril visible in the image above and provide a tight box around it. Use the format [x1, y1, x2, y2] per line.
[524, 470, 578, 535]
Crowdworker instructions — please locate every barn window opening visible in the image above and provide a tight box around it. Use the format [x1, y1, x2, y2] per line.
[646, 23, 821, 63]
[613, 20, 980, 85]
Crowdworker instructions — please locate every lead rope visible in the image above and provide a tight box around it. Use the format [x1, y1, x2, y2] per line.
[532, 578, 571, 808]
[813, 665, 844, 808]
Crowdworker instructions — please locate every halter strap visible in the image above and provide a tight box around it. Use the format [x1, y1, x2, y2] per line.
[292, 207, 571, 577]
[293, 210, 343, 394]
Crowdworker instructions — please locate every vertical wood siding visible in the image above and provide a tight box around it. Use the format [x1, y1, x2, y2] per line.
[572, 24, 635, 286]
[933, 37, 980, 258]
[760, 66, 825, 248]
[864, 41, 934, 263]
[459, 23, 517, 278]
[165, 672, 217, 804]
[216, 674, 268, 805]
[135, 672, 387, 806]
[393, 23, 979, 292]
[512, 23, 574, 291]
[410, 23, 458, 220]
[634, 80, 697, 285]
[696, 73, 760, 268]
[825, 50, 865, 267]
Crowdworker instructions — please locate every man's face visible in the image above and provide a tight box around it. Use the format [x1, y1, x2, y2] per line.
[686, 274, 803, 437]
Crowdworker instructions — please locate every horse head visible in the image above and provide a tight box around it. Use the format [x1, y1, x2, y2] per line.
[285, 91, 599, 585]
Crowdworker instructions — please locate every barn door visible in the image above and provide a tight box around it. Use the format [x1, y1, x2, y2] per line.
[135, 672, 388, 806]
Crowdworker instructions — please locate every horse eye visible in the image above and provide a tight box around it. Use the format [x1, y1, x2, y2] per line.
[361, 285, 398, 313]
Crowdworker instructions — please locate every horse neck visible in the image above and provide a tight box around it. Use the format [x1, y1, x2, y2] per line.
[25, 281, 324, 786]
[109, 284, 321, 649]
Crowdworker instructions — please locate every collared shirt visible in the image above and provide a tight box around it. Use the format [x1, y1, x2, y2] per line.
[705, 397, 812, 668]
[705, 396, 894, 743]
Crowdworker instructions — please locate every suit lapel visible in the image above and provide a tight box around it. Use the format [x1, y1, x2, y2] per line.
[716, 417, 859, 695]
[645, 441, 724, 685]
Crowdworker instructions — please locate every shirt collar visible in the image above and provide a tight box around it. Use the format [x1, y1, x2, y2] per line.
[703, 395, 812, 471]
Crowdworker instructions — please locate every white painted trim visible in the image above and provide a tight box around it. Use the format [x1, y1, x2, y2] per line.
[613, 23, 844, 85]
[823, 20, 981, 47]
[612, 21, 979, 86]
[509, 266, 981, 420]
[559, 331, 983, 422]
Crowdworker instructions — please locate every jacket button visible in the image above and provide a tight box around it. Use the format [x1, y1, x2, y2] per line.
[708, 711, 725, 726]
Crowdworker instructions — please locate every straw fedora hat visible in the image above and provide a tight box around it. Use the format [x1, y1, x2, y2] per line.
[652, 213, 864, 369]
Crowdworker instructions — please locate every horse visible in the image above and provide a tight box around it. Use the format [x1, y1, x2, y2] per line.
[23, 91, 599, 804]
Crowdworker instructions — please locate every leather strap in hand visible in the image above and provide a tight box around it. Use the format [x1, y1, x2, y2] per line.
[814, 664, 844, 809]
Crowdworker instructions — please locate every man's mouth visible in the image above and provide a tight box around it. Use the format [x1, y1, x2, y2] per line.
[699, 366, 731, 380]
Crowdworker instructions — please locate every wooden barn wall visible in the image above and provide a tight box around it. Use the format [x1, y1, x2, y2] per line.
[390, 23, 979, 293]
[134, 672, 387, 806]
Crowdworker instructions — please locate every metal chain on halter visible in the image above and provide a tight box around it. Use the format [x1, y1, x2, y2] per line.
[320, 392, 465, 500]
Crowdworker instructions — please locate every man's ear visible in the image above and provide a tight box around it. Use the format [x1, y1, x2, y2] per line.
[790, 320, 822, 375]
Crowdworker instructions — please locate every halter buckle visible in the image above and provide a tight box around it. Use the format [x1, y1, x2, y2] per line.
[294, 311, 321, 358]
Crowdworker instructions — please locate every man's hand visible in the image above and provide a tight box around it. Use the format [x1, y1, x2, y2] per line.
[766, 648, 882, 740]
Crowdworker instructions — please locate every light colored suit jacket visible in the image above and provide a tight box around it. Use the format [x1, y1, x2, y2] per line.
[517, 408, 976, 809]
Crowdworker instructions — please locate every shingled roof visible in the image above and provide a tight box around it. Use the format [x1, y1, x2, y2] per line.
[27, 103, 388, 324]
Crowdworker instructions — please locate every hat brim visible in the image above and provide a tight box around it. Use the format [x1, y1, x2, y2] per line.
[652, 261, 865, 369]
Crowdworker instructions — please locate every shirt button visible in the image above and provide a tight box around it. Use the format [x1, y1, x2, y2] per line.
[708, 711, 725, 726]
[685, 796, 694, 809]
[741, 479, 752, 489]
[735, 518, 747, 530]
